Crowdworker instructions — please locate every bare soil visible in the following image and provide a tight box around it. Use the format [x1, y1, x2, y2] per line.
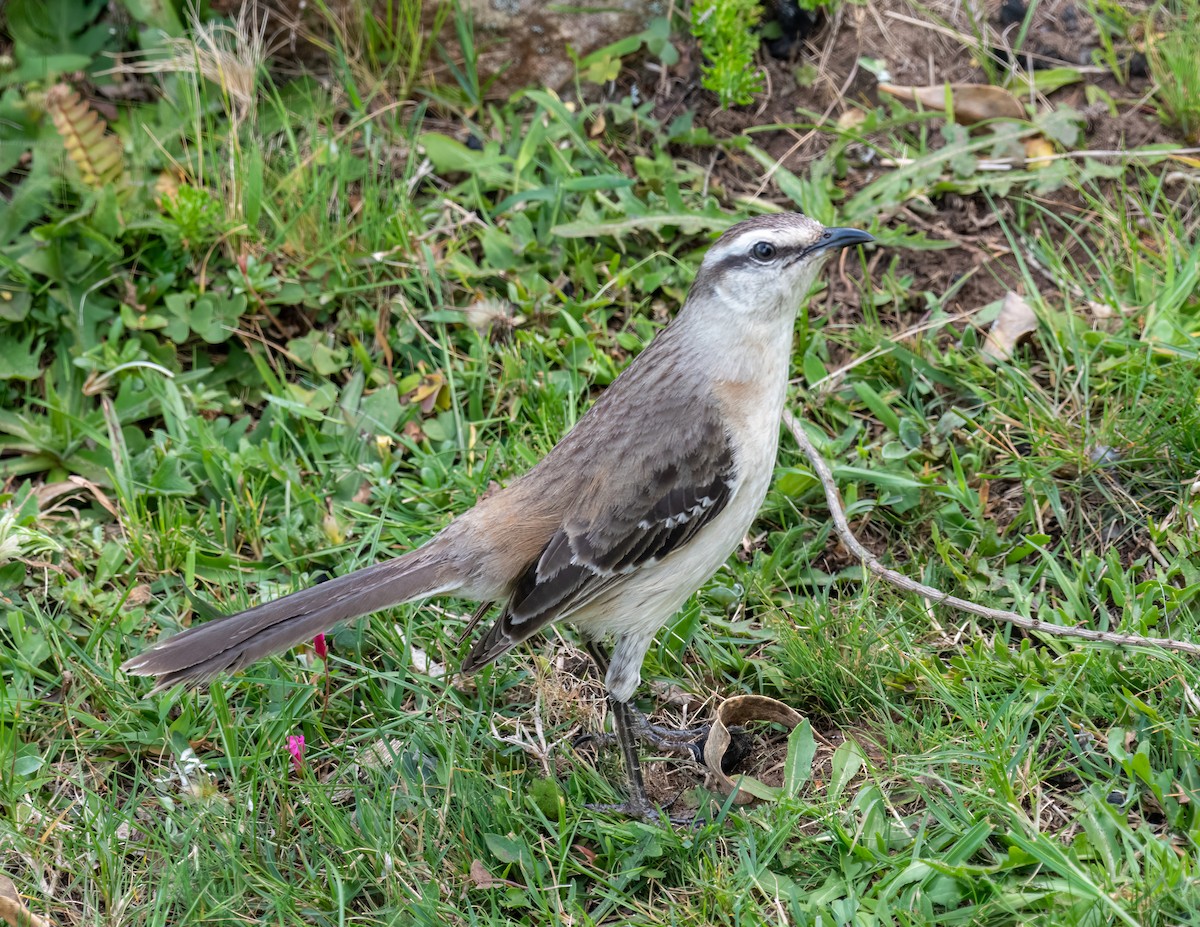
[636, 0, 1174, 320]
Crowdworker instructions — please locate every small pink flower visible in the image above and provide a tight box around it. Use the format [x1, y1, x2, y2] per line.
[313, 633, 328, 661]
[287, 734, 305, 775]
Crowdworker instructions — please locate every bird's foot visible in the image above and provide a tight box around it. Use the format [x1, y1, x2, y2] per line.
[574, 704, 709, 762]
[583, 796, 703, 827]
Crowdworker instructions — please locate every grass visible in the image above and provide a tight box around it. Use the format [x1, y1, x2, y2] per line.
[3, 0, 1200, 924]
[1147, 0, 1200, 143]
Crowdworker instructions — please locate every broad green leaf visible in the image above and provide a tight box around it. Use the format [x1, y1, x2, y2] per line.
[852, 382, 902, 434]
[828, 739, 864, 800]
[782, 719, 817, 798]
[0, 332, 41, 380]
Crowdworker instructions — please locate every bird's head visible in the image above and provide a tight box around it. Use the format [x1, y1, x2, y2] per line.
[689, 213, 873, 323]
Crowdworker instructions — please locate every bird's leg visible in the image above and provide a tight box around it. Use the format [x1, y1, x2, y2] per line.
[610, 697, 654, 815]
[582, 640, 655, 819]
[574, 640, 708, 761]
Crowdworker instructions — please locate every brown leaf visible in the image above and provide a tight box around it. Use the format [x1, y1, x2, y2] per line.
[981, 292, 1039, 362]
[467, 859, 519, 890]
[702, 694, 805, 805]
[648, 681, 703, 710]
[0, 875, 54, 927]
[33, 476, 120, 519]
[402, 373, 448, 415]
[879, 82, 1025, 125]
[68, 476, 121, 519]
[154, 171, 180, 204]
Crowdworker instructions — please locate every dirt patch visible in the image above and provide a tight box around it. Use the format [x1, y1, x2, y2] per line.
[632, 0, 1175, 322]
[635, 710, 861, 814]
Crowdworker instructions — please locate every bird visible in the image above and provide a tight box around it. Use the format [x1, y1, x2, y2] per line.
[123, 212, 873, 819]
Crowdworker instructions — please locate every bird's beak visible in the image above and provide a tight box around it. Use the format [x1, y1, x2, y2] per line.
[816, 227, 874, 252]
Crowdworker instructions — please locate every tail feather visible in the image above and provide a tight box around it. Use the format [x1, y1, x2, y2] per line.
[459, 617, 516, 674]
[122, 552, 455, 693]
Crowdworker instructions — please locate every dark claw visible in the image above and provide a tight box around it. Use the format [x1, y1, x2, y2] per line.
[571, 730, 616, 752]
[584, 800, 702, 827]
[624, 704, 710, 760]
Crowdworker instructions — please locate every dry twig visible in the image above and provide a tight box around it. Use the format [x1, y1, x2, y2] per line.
[783, 410, 1200, 657]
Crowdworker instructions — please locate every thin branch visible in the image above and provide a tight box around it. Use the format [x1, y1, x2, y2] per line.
[782, 410, 1200, 657]
[880, 146, 1200, 170]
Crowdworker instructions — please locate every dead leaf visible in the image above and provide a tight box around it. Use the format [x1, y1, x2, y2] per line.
[467, 859, 520, 890]
[702, 694, 804, 805]
[836, 108, 868, 131]
[154, 171, 180, 204]
[32, 482, 82, 508]
[1023, 135, 1055, 169]
[357, 737, 404, 772]
[395, 628, 446, 678]
[879, 82, 1025, 125]
[401, 372, 447, 414]
[981, 292, 1039, 362]
[648, 681, 703, 710]
[33, 476, 120, 520]
[0, 875, 54, 927]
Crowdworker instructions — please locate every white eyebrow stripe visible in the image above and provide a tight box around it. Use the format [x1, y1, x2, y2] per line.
[703, 240, 745, 263]
[705, 232, 771, 263]
[704, 230, 817, 265]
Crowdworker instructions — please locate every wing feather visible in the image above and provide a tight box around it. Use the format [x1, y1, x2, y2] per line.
[460, 407, 736, 673]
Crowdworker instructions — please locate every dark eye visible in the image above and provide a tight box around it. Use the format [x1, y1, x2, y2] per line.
[751, 241, 776, 261]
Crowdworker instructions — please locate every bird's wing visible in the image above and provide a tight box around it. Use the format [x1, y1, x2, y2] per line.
[460, 400, 737, 672]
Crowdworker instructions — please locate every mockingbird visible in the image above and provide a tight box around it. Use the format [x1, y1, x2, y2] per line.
[124, 212, 873, 818]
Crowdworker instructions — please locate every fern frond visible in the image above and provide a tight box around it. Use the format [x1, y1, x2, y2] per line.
[44, 83, 124, 188]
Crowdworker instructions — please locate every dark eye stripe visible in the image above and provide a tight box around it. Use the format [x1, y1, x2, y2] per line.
[704, 245, 805, 277]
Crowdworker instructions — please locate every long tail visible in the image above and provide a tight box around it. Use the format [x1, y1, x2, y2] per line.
[122, 550, 457, 693]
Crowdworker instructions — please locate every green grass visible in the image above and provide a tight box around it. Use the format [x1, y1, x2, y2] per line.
[3, 1, 1200, 924]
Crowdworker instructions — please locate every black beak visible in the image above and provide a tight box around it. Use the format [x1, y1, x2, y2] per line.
[815, 227, 874, 252]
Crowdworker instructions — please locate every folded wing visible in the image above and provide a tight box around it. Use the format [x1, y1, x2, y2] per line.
[461, 407, 736, 671]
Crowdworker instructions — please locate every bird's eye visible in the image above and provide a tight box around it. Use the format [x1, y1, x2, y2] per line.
[751, 241, 776, 261]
